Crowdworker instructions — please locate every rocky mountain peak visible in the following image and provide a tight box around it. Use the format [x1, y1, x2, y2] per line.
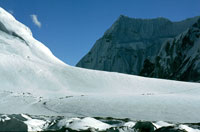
[192, 18, 200, 28]
[140, 17, 200, 82]
[77, 15, 200, 78]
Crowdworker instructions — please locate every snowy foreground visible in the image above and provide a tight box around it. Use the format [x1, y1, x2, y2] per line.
[0, 7, 200, 131]
[1, 114, 200, 132]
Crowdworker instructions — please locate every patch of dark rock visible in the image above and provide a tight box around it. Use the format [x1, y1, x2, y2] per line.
[154, 126, 186, 132]
[185, 123, 200, 129]
[0, 116, 28, 132]
[102, 120, 123, 125]
[41, 127, 67, 132]
[133, 121, 156, 132]
[103, 127, 120, 132]
[10, 114, 28, 121]
[66, 96, 73, 98]
[94, 117, 130, 123]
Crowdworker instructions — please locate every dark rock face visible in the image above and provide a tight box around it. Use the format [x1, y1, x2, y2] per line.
[76, 15, 200, 82]
[0, 114, 28, 132]
[154, 126, 186, 132]
[140, 18, 200, 82]
[133, 121, 156, 132]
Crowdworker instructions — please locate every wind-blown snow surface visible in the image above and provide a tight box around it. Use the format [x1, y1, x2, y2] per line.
[0, 7, 200, 123]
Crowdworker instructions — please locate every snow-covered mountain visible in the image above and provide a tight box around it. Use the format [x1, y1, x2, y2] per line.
[76, 15, 199, 80]
[140, 18, 200, 82]
[0, 7, 200, 126]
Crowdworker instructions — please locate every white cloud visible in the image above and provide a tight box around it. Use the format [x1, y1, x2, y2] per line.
[30, 14, 42, 28]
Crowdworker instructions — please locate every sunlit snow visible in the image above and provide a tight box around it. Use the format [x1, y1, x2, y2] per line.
[0, 7, 200, 125]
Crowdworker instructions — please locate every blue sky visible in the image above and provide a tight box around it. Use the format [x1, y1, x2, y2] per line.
[0, 0, 200, 65]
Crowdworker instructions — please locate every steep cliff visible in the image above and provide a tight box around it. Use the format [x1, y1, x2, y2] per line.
[77, 15, 199, 76]
[141, 18, 200, 82]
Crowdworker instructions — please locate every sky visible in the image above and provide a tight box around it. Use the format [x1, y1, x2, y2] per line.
[0, 0, 200, 65]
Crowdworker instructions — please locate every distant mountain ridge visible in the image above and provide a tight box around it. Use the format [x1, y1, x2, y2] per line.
[76, 15, 200, 82]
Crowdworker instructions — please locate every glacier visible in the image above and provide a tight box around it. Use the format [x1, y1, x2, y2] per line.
[0, 6, 200, 131]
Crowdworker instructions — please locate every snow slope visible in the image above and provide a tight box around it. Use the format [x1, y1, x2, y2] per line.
[0, 7, 200, 123]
